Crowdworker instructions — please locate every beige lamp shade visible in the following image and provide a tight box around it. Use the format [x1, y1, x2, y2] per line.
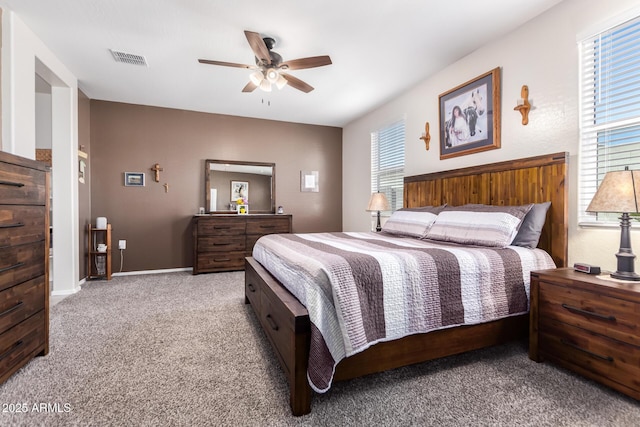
[367, 192, 390, 211]
[586, 169, 640, 213]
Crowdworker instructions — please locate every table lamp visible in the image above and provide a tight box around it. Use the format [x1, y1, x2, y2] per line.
[586, 167, 640, 281]
[367, 192, 390, 232]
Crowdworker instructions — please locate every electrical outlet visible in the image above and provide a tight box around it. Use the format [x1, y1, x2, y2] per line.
[118, 240, 126, 250]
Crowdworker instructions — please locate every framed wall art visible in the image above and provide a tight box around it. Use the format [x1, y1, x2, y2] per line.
[124, 172, 145, 187]
[438, 67, 501, 160]
[231, 180, 249, 202]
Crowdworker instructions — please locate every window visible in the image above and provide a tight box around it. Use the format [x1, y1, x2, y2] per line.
[579, 15, 640, 224]
[371, 118, 405, 212]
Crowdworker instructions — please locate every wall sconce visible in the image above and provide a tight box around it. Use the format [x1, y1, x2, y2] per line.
[419, 122, 431, 150]
[514, 85, 531, 125]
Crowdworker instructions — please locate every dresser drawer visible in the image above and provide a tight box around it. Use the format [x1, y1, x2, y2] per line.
[539, 280, 640, 346]
[246, 217, 290, 235]
[0, 310, 46, 379]
[196, 251, 245, 271]
[0, 206, 47, 247]
[197, 218, 246, 235]
[197, 236, 245, 252]
[539, 318, 640, 393]
[0, 242, 45, 293]
[0, 165, 47, 205]
[0, 276, 45, 335]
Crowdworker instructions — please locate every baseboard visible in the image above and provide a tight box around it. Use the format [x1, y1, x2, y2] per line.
[51, 286, 81, 297]
[112, 267, 193, 277]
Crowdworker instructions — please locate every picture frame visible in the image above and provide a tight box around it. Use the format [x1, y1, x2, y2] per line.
[438, 67, 501, 160]
[230, 181, 249, 202]
[124, 172, 145, 187]
[300, 170, 319, 192]
[236, 204, 249, 215]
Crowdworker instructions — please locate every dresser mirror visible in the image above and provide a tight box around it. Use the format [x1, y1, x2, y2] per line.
[205, 159, 275, 214]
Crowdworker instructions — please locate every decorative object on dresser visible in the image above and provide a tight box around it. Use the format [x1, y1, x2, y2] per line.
[529, 268, 640, 401]
[246, 152, 568, 415]
[192, 214, 291, 274]
[586, 167, 640, 281]
[439, 67, 501, 160]
[87, 223, 112, 280]
[0, 151, 50, 385]
[366, 192, 390, 232]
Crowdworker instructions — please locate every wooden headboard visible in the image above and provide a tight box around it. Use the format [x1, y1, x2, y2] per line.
[403, 152, 568, 268]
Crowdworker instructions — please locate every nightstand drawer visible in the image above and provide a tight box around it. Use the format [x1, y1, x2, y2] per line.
[539, 318, 640, 393]
[539, 280, 640, 346]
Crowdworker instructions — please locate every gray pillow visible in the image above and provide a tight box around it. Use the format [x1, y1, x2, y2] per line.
[511, 202, 551, 248]
[398, 205, 447, 214]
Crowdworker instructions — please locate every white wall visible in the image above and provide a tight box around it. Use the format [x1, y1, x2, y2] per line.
[343, 0, 640, 272]
[1, 8, 80, 295]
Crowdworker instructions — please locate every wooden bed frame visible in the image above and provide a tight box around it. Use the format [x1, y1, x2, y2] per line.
[244, 152, 568, 415]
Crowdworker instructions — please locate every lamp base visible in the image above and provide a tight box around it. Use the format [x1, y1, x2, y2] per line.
[611, 271, 640, 281]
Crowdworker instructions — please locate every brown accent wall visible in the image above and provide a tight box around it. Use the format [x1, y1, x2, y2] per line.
[89, 101, 342, 273]
[78, 90, 91, 279]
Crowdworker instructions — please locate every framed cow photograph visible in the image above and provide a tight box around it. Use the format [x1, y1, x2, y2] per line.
[438, 67, 501, 160]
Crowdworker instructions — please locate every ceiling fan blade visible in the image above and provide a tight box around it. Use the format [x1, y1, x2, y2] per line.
[281, 55, 332, 70]
[244, 30, 271, 65]
[282, 74, 314, 93]
[198, 59, 252, 69]
[242, 81, 258, 93]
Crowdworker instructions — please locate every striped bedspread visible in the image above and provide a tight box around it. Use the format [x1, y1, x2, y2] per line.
[252, 232, 556, 393]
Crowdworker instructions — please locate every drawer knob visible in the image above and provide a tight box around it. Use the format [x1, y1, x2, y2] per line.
[0, 262, 25, 274]
[266, 314, 279, 331]
[247, 283, 257, 293]
[0, 300, 24, 318]
[0, 180, 25, 188]
[0, 222, 25, 229]
[561, 303, 616, 322]
[0, 340, 24, 361]
[560, 338, 614, 363]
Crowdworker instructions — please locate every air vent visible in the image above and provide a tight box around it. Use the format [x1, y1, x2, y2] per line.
[110, 49, 148, 66]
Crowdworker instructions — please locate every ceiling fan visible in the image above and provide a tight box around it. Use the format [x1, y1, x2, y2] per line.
[198, 30, 332, 93]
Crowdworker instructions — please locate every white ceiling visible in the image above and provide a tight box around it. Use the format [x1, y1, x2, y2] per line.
[2, 0, 563, 127]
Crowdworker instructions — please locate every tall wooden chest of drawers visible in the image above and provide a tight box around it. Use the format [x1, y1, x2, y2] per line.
[192, 214, 292, 274]
[0, 151, 49, 384]
[530, 268, 640, 400]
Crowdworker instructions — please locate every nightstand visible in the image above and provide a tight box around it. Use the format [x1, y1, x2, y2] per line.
[529, 268, 640, 400]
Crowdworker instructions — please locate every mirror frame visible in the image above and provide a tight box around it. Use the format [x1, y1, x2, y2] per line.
[205, 159, 276, 214]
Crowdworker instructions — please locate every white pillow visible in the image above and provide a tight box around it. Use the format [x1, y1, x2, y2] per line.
[382, 210, 439, 238]
[425, 204, 533, 247]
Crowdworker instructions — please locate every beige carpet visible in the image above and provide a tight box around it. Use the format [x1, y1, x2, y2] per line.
[0, 271, 638, 426]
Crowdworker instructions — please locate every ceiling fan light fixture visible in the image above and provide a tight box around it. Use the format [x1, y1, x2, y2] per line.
[266, 68, 280, 84]
[259, 79, 272, 92]
[249, 70, 264, 86]
[276, 74, 288, 90]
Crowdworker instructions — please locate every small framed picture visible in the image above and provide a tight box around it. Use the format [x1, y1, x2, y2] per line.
[124, 172, 145, 187]
[231, 181, 249, 202]
[300, 171, 319, 192]
[236, 204, 249, 215]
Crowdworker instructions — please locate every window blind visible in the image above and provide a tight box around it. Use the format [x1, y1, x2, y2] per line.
[579, 15, 640, 224]
[371, 118, 405, 211]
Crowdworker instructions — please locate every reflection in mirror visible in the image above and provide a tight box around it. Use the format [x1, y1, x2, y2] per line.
[205, 160, 275, 213]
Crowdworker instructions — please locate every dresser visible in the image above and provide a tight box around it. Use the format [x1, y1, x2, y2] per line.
[529, 268, 640, 400]
[0, 151, 49, 385]
[192, 214, 292, 274]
